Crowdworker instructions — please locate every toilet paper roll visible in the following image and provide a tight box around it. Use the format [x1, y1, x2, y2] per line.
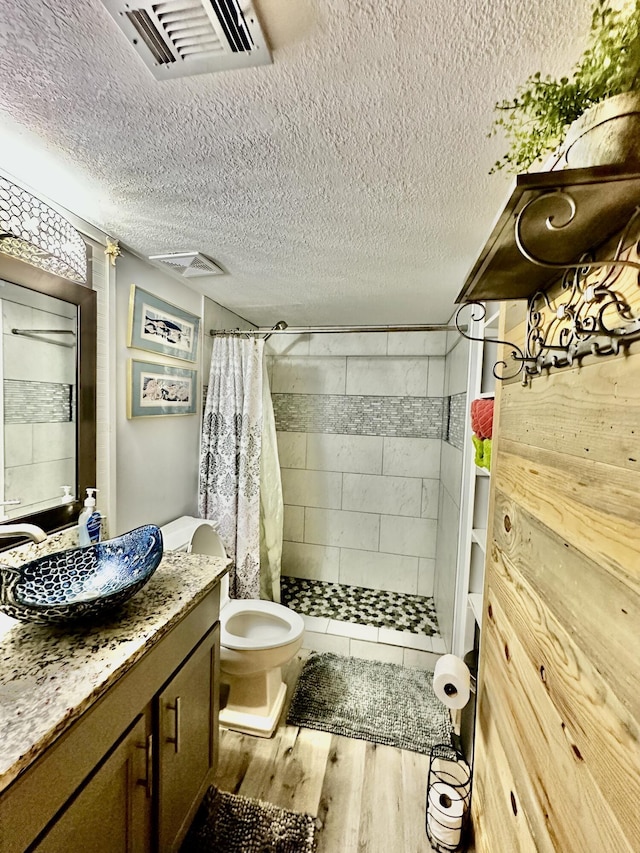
[432, 756, 471, 798]
[427, 782, 464, 848]
[433, 654, 471, 710]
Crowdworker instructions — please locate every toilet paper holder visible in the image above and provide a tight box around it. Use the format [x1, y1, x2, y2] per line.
[425, 743, 472, 852]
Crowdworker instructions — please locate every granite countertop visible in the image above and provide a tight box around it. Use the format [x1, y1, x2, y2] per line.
[0, 547, 229, 794]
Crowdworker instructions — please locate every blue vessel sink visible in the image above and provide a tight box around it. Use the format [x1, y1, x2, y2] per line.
[0, 525, 163, 624]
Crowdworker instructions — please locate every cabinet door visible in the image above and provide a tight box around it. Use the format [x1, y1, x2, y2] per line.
[32, 714, 152, 853]
[157, 623, 219, 852]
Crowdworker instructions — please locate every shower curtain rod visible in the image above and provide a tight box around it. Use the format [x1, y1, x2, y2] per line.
[210, 321, 465, 339]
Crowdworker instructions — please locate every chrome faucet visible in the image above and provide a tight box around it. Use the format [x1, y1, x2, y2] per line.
[0, 523, 47, 543]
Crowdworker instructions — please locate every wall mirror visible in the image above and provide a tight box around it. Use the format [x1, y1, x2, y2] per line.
[0, 253, 96, 540]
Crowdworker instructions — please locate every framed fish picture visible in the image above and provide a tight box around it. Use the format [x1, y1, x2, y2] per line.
[127, 359, 198, 418]
[128, 285, 200, 362]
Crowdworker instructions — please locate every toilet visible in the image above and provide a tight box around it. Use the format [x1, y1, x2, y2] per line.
[160, 516, 304, 738]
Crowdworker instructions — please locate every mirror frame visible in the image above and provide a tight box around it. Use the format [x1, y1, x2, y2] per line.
[0, 252, 96, 540]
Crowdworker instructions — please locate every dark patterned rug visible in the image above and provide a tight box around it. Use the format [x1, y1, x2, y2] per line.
[287, 652, 452, 755]
[182, 786, 316, 853]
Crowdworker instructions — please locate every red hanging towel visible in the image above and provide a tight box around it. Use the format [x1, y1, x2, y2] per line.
[470, 398, 494, 440]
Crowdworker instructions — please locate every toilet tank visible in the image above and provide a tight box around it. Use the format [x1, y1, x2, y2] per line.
[160, 515, 230, 603]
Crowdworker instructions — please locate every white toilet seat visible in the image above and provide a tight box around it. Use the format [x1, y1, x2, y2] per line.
[221, 600, 304, 651]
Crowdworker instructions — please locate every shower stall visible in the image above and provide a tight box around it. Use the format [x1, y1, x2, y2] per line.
[210, 320, 470, 669]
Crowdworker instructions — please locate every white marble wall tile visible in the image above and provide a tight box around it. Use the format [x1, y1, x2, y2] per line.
[387, 331, 447, 357]
[4, 333, 76, 384]
[445, 336, 470, 397]
[3, 298, 74, 329]
[378, 628, 434, 651]
[339, 548, 419, 594]
[431, 636, 448, 654]
[345, 357, 427, 397]
[427, 357, 445, 397]
[435, 482, 462, 564]
[302, 631, 350, 655]
[383, 437, 441, 479]
[349, 639, 404, 665]
[3, 302, 75, 383]
[417, 558, 436, 597]
[283, 505, 305, 542]
[281, 468, 342, 509]
[3, 300, 33, 332]
[276, 431, 307, 469]
[440, 441, 463, 506]
[342, 472, 422, 517]
[308, 332, 388, 357]
[304, 507, 380, 551]
[32, 422, 75, 463]
[379, 515, 437, 558]
[5, 458, 75, 508]
[281, 541, 340, 582]
[403, 649, 441, 670]
[433, 484, 460, 651]
[4, 424, 33, 467]
[306, 433, 383, 474]
[328, 620, 378, 642]
[302, 614, 330, 633]
[271, 357, 346, 394]
[421, 478, 440, 518]
[265, 333, 311, 356]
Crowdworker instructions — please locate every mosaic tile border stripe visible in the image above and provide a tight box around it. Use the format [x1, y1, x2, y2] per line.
[273, 393, 445, 438]
[281, 576, 439, 636]
[4, 379, 73, 424]
[446, 392, 466, 450]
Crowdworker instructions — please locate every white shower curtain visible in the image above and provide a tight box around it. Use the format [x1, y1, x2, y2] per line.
[198, 336, 283, 600]
[260, 358, 283, 603]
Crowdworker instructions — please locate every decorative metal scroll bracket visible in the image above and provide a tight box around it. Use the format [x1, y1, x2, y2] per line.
[456, 194, 640, 385]
[455, 302, 537, 385]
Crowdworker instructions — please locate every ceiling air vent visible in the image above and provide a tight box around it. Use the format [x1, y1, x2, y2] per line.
[149, 252, 225, 278]
[102, 0, 271, 79]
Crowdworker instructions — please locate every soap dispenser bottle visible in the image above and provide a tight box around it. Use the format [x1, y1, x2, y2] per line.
[78, 488, 102, 546]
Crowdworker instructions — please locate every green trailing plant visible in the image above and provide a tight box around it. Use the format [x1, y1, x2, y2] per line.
[490, 0, 640, 173]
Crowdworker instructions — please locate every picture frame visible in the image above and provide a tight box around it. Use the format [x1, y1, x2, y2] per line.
[128, 285, 200, 362]
[127, 359, 198, 418]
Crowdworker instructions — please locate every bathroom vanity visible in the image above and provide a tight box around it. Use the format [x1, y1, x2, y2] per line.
[0, 550, 229, 853]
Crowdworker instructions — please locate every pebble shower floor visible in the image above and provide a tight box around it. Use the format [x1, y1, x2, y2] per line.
[280, 577, 440, 637]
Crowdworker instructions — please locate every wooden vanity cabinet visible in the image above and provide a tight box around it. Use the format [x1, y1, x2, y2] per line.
[32, 713, 152, 853]
[0, 586, 221, 853]
[156, 623, 219, 851]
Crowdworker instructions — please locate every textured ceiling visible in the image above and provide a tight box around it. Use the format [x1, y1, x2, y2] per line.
[0, 0, 594, 325]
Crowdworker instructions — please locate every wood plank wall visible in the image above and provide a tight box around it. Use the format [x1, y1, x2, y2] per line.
[471, 239, 640, 852]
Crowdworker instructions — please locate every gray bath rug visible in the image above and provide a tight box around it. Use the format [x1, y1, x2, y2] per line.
[182, 786, 316, 853]
[287, 652, 452, 755]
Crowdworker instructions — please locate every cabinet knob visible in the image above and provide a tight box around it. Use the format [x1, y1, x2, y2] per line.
[167, 697, 181, 753]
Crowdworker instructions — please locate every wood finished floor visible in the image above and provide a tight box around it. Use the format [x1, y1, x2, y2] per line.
[214, 650, 439, 853]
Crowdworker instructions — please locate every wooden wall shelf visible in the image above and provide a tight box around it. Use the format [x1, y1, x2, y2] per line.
[455, 165, 640, 304]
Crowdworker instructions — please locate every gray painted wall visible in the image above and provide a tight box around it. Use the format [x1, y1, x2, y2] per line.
[114, 254, 203, 532]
